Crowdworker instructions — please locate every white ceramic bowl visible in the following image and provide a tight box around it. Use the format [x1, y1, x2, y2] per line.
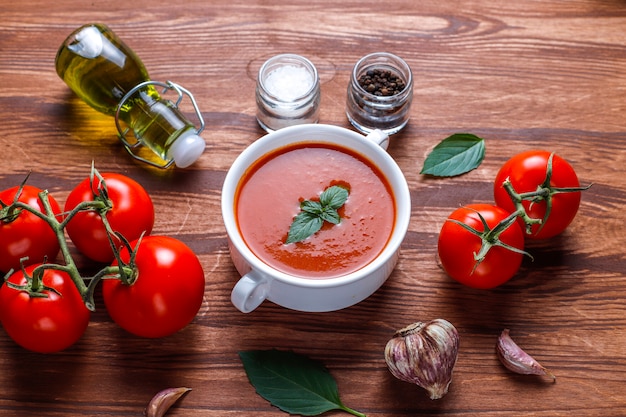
[221, 124, 410, 312]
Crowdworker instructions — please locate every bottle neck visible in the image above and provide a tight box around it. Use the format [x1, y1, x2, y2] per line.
[118, 88, 197, 162]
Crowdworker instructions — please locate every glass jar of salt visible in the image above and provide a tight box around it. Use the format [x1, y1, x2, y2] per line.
[346, 52, 413, 135]
[256, 54, 320, 132]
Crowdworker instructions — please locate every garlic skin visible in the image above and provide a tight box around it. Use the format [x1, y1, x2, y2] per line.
[384, 319, 460, 400]
[496, 329, 556, 381]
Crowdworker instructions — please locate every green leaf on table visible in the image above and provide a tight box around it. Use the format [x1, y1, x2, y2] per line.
[239, 350, 366, 417]
[420, 133, 486, 177]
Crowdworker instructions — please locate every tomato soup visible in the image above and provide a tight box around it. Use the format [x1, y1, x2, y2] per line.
[235, 142, 395, 279]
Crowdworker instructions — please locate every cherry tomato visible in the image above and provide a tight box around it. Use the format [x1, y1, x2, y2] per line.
[494, 150, 582, 239]
[102, 236, 205, 338]
[438, 204, 526, 289]
[0, 264, 90, 353]
[0, 185, 61, 273]
[65, 173, 155, 263]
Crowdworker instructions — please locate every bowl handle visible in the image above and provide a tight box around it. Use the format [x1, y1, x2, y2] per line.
[231, 271, 271, 313]
[364, 129, 389, 150]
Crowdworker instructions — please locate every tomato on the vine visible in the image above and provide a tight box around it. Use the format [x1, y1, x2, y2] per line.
[65, 173, 155, 263]
[102, 236, 205, 338]
[0, 185, 61, 273]
[438, 204, 526, 289]
[494, 150, 582, 239]
[0, 264, 90, 353]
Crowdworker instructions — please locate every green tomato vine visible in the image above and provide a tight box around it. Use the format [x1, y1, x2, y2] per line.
[0, 166, 138, 311]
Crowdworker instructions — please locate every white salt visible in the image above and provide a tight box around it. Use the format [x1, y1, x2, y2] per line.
[264, 65, 313, 101]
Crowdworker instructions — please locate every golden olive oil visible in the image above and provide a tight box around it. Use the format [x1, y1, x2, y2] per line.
[55, 24, 204, 167]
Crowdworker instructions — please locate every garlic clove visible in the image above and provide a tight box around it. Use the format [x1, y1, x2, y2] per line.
[146, 387, 192, 417]
[496, 329, 556, 381]
[384, 319, 460, 400]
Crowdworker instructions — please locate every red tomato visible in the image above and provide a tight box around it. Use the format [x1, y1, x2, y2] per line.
[0, 264, 90, 353]
[65, 173, 155, 263]
[102, 236, 205, 338]
[0, 185, 61, 273]
[494, 150, 582, 239]
[438, 204, 526, 289]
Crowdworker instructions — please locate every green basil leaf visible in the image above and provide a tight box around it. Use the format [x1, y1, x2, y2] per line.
[285, 185, 350, 243]
[320, 208, 341, 225]
[239, 350, 366, 417]
[301, 200, 323, 215]
[420, 133, 486, 177]
[320, 185, 349, 210]
[286, 212, 324, 244]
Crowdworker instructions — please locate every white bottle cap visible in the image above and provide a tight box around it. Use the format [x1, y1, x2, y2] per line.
[167, 131, 206, 168]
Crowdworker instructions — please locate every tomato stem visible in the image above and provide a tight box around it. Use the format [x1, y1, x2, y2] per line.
[4, 262, 63, 298]
[5, 191, 91, 297]
[501, 152, 592, 235]
[82, 265, 135, 310]
[447, 208, 533, 275]
[501, 180, 543, 235]
[0, 174, 32, 224]
[2, 171, 139, 312]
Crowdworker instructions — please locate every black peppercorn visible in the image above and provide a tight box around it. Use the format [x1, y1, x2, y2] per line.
[358, 68, 406, 96]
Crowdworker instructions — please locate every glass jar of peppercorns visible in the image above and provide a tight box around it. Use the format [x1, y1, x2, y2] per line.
[346, 52, 413, 135]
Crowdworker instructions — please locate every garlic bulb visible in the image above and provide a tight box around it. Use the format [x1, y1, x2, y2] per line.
[384, 319, 460, 400]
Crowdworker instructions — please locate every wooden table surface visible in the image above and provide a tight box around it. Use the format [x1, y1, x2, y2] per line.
[1, 0, 625, 416]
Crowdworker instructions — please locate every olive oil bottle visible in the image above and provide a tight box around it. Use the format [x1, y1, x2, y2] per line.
[55, 23, 205, 168]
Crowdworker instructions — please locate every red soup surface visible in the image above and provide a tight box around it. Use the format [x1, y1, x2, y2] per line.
[235, 142, 396, 279]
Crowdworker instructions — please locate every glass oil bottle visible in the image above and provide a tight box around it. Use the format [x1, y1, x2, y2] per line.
[55, 23, 206, 168]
